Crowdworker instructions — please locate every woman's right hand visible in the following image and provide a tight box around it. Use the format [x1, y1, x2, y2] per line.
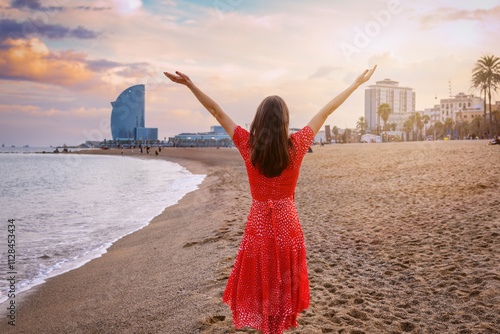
[163, 71, 194, 87]
[353, 65, 377, 87]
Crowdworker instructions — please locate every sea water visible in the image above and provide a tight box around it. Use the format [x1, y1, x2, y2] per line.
[0, 152, 205, 304]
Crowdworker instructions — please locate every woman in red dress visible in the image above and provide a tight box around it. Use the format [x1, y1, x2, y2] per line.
[164, 66, 376, 333]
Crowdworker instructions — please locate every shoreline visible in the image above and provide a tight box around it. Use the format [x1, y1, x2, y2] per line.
[1, 142, 499, 333]
[0, 147, 248, 333]
[0, 152, 206, 307]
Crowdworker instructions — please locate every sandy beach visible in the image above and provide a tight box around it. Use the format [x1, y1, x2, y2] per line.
[1, 140, 499, 333]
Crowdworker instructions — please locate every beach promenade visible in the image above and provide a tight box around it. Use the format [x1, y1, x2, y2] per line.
[1, 140, 499, 333]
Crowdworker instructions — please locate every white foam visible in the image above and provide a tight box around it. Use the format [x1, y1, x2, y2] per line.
[0, 154, 205, 305]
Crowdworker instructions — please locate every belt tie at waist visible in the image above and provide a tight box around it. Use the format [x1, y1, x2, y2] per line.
[268, 199, 282, 285]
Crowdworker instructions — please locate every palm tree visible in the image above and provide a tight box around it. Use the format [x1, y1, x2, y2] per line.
[332, 126, 339, 142]
[403, 119, 413, 141]
[410, 112, 424, 140]
[434, 121, 444, 139]
[356, 117, 368, 135]
[472, 55, 500, 138]
[444, 117, 454, 139]
[471, 116, 483, 139]
[422, 115, 430, 137]
[341, 128, 350, 144]
[345, 128, 352, 143]
[377, 103, 392, 131]
[492, 107, 500, 136]
[471, 71, 488, 121]
[390, 123, 397, 131]
[458, 120, 470, 140]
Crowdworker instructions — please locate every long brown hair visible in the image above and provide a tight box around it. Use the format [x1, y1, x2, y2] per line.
[249, 95, 294, 178]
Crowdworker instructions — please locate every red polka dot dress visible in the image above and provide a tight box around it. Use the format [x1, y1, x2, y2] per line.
[223, 125, 314, 334]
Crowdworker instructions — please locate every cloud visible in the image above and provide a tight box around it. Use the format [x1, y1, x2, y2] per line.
[10, 0, 41, 10]
[71, 25, 100, 39]
[0, 19, 100, 41]
[0, 104, 112, 146]
[10, 0, 62, 11]
[10, 0, 110, 11]
[74, 6, 112, 11]
[115, 63, 152, 78]
[308, 65, 339, 79]
[86, 59, 123, 72]
[367, 52, 401, 69]
[0, 38, 95, 86]
[161, 0, 176, 6]
[260, 68, 289, 81]
[0, 36, 155, 90]
[419, 5, 500, 29]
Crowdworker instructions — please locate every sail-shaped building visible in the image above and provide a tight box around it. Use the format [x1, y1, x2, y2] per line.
[110, 84, 158, 141]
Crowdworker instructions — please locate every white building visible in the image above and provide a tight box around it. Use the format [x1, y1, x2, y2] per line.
[423, 104, 441, 128]
[314, 130, 326, 143]
[360, 133, 381, 143]
[365, 78, 416, 131]
[439, 92, 483, 123]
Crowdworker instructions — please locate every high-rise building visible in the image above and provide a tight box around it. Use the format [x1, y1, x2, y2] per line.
[110, 84, 158, 141]
[365, 79, 415, 131]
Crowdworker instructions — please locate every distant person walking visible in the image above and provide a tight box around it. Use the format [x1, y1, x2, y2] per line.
[164, 65, 376, 334]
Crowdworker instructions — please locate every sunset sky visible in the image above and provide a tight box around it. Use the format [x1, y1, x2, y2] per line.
[1, 0, 499, 146]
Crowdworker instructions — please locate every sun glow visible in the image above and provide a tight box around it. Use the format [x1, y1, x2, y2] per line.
[113, 0, 142, 15]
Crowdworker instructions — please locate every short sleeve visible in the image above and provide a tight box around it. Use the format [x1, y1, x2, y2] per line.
[291, 126, 314, 157]
[232, 125, 250, 156]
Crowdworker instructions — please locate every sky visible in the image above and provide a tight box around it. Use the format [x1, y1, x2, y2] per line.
[0, 0, 499, 146]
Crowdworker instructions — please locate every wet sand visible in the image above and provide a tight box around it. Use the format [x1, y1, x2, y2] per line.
[1, 140, 499, 333]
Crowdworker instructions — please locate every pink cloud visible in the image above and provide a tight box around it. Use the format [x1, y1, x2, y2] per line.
[0, 38, 95, 86]
[0, 104, 112, 146]
[419, 5, 500, 29]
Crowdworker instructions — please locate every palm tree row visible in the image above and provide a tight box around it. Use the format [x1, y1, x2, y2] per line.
[333, 109, 499, 142]
[424, 114, 500, 140]
[399, 112, 428, 140]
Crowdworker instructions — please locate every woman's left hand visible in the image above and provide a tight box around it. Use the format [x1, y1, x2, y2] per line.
[164, 71, 193, 87]
[353, 65, 377, 87]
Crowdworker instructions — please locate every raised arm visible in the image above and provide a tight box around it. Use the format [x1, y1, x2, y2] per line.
[307, 65, 377, 136]
[164, 71, 237, 138]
